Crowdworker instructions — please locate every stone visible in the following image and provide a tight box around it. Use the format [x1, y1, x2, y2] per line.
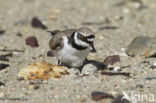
[91, 91, 114, 101]
[26, 84, 39, 90]
[126, 36, 156, 57]
[82, 64, 97, 74]
[47, 50, 54, 57]
[0, 30, 5, 35]
[103, 55, 120, 65]
[67, 68, 80, 75]
[0, 92, 5, 97]
[0, 64, 9, 71]
[113, 66, 122, 72]
[31, 17, 47, 29]
[25, 36, 39, 47]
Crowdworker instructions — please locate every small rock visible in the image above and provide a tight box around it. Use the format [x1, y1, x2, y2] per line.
[146, 77, 156, 80]
[91, 91, 114, 101]
[17, 77, 24, 81]
[0, 63, 9, 71]
[82, 64, 97, 74]
[29, 79, 43, 84]
[67, 68, 80, 75]
[113, 66, 122, 72]
[0, 30, 5, 35]
[0, 92, 5, 97]
[103, 55, 120, 65]
[149, 65, 156, 70]
[16, 32, 23, 37]
[47, 50, 54, 57]
[153, 62, 156, 66]
[0, 56, 9, 61]
[136, 84, 144, 88]
[25, 36, 39, 47]
[126, 36, 156, 57]
[31, 17, 47, 29]
[26, 84, 39, 90]
[0, 81, 5, 86]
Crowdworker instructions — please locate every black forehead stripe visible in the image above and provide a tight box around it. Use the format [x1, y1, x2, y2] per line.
[86, 35, 95, 39]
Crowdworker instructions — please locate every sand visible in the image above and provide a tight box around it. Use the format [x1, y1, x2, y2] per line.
[0, 0, 156, 103]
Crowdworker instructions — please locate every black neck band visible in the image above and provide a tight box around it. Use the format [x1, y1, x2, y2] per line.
[72, 40, 87, 50]
[70, 32, 88, 50]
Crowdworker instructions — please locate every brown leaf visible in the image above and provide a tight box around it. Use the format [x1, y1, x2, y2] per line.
[103, 55, 120, 65]
[25, 36, 39, 47]
[31, 17, 47, 29]
[91, 91, 114, 101]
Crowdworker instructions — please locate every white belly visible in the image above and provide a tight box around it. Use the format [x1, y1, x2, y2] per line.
[53, 37, 90, 67]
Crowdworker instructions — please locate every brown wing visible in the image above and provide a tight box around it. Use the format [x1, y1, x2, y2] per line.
[49, 33, 63, 50]
[62, 29, 76, 37]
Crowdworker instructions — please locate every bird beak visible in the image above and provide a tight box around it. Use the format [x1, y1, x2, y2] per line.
[89, 42, 96, 52]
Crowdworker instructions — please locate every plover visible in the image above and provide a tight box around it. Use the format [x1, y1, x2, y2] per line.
[48, 27, 96, 68]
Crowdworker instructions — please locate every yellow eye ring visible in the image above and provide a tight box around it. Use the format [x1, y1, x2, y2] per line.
[81, 35, 85, 40]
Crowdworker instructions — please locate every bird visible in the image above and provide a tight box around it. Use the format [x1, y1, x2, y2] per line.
[48, 27, 96, 68]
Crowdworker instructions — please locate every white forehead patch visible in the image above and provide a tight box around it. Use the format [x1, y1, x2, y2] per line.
[87, 38, 94, 42]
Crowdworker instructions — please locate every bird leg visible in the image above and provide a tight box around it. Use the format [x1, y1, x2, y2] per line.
[58, 60, 61, 66]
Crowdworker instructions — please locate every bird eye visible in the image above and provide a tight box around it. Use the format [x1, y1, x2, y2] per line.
[81, 35, 86, 40]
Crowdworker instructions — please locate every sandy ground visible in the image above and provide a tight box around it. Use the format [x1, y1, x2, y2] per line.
[0, 0, 156, 103]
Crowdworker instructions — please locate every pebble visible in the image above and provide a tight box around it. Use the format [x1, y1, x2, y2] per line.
[82, 64, 97, 74]
[123, 8, 130, 14]
[17, 77, 24, 81]
[0, 81, 5, 86]
[31, 17, 47, 29]
[136, 84, 144, 88]
[0, 30, 5, 35]
[91, 91, 114, 101]
[153, 62, 156, 66]
[126, 36, 156, 57]
[16, 32, 23, 37]
[25, 36, 39, 47]
[26, 84, 40, 90]
[0, 92, 5, 97]
[0, 56, 9, 61]
[0, 63, 9, 71]
[113, 66, 122, 72]
[67, 68, 80, 75]
[47, 50, 54, 57]
[149, 65, 156, 70]
[103, 55, 120, 65]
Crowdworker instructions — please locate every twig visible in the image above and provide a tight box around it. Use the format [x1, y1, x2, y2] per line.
[101, 71, 130, 77]
[99, 26, 118, 30]
[82, 19, 110, 26]
[0, 97, 28, 101]
[0, 49, 24, 52]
